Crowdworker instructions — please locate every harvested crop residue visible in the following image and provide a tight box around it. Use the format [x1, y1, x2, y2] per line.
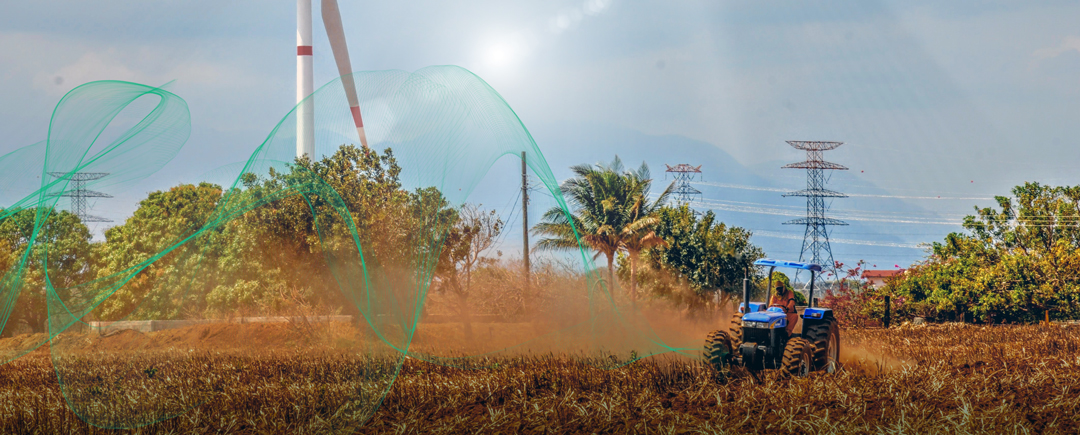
[2, 323, 1079, 434]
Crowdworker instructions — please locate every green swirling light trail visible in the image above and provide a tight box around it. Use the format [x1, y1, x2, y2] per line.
[0, 67, 692, 430]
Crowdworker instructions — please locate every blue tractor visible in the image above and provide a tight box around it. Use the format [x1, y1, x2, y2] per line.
[703, 259, 841, 376]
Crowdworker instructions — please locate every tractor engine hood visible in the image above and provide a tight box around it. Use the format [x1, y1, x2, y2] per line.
[742, 310, 787, 327]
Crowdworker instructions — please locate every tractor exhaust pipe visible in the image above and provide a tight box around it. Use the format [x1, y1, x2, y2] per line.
[765, 266, 775, 309]
[808, 271, 816, 308]
[742, 271, 750, 315]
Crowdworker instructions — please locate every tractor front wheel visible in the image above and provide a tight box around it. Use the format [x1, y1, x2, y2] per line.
[781, 337, 813, 377]
[807, 319, 840, 373]
[703, 330, 733, 371]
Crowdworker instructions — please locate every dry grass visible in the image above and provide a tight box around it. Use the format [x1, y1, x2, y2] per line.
[1, 323, 1079, 434]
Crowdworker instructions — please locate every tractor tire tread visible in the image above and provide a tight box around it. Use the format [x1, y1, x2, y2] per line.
[781, 337, 812, 377]
[806, 319, 836, 370]
[729, 313, 743, 348]
[703, 330, 733, 371]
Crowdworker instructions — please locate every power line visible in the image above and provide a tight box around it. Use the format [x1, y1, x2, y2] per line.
[752, 230, 924, 249]
[490, 190, 521, 250]
[693, 197, 964, 225]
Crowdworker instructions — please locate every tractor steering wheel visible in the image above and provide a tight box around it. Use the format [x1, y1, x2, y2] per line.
[769, 304, 792, 314]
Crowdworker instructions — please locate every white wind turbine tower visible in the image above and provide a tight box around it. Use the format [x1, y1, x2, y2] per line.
[296, 0, 369, 160]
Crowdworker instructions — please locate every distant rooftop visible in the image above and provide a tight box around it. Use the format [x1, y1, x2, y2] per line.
[862, 269, 905, 279]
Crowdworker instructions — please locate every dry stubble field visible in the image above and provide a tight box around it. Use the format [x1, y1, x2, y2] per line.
[1, 322, 1079, 434]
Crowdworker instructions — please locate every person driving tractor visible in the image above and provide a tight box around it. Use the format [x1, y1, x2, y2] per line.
[769, 281, 799, 334]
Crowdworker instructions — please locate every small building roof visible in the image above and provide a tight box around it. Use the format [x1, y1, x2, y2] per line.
[861, 269, 905, 279]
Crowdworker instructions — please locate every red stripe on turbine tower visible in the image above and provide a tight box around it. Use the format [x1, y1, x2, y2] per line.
[350, 106, 364, 128]
[297, 46, 313, 56]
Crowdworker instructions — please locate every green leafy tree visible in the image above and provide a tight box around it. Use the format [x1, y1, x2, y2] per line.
[236, 145, 455, 319]
[882, 182, 1080, 323]
[0, 209, 92, 333]
[626, 205, 763, 310]
[94, 182, 225, 320]
[92, 144, 457, 321]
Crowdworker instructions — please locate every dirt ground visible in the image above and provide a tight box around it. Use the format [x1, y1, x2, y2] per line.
[1, 322, 1078, 434]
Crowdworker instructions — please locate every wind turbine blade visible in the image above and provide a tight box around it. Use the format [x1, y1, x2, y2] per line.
[321, 0, 367, 147]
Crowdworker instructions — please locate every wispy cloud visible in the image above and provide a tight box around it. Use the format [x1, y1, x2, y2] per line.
[32, 50, 144, 95]
[1033, 35, 1080, 60]
[29, 45, 266, 98]
[548, 0, 613, 34]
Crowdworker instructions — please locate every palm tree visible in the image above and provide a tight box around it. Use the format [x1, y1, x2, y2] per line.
[533, 158, 624, 288]
[533, 157, 672, 299]
[618, 163, 673, 301]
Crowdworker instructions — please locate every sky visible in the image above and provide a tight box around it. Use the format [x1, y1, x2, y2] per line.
[1, 0, 1078, 270]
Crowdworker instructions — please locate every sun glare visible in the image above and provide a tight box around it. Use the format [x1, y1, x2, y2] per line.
[485, 41, 523, 70]
[479, 33, 532, 73]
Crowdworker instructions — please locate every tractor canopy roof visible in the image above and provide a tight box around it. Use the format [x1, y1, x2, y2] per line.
[753, 258, 823, 272]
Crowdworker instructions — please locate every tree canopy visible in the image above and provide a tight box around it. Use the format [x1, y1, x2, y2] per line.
[0, 209, 92, 333]
[878, 182, 1080, 323]
[69, 144, 457, 323]
[621, 204, 764, 310]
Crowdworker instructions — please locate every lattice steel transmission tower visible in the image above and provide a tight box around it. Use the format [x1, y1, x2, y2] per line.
[665, 164, 702, 205]
[782, 141, 847, 279]
[48, 172, 112, 223]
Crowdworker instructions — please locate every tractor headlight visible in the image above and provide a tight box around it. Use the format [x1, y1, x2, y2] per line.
[742, 320, 769, 329]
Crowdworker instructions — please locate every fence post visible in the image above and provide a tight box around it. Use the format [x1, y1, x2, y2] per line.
[883, 296, 891, 329]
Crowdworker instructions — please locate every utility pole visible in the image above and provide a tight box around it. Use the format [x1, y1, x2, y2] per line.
[521, 152, 530, 294]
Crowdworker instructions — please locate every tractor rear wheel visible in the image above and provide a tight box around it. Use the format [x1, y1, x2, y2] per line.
[781, 337, 813, 377]
[703, 330, 733, 371]
[729, 313, 743, 348]
[806, 319, 840, 373]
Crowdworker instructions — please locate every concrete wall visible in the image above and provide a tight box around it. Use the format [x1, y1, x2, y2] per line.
[88, 314, 513, 334]
[88, 316, 354, 334]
